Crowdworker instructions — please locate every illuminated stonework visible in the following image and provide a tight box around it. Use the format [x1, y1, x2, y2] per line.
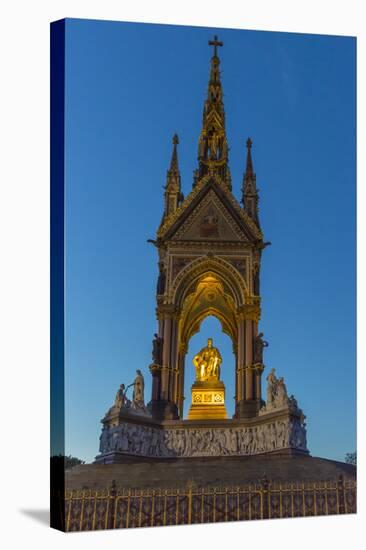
[188, 338, 227, 419]
[188, 382, 227, 420]
[96, 36, 309, 465]
[148, 36, 270, 422]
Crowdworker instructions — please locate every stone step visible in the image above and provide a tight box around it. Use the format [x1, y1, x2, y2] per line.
[65, 454, 356, 490]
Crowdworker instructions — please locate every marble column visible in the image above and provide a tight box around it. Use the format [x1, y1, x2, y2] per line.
[151, 314, 179, 420]
[168, 317, 178, 402]
[237, 315, 260, 418]
[150, 320, 164, 401]
[254, 365, 263, 401]
[161, 316, 172, 401]
[236, 319, 245, 403]
[176, 350, 186, 418]
[151, 368, 160, 400]
[244, 319, 254, 400]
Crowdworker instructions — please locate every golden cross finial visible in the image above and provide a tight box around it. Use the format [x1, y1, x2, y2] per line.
[208, 35, 223, 57]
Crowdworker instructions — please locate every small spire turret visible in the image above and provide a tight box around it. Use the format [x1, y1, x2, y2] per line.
[164, 134, 183, 217]
[242, 138, 260, 226]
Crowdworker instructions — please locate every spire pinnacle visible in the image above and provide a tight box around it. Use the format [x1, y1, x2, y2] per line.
[245, 137, 254, 177]
[169, 134, 179, 171]
[194, 36, 231, 190]
[164, 134, 182, 217]
[242, 137, 260, 227]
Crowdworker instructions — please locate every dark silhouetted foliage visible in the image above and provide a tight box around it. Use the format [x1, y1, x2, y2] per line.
[51, 454, 86, 470]
[345, 452, 357, 465]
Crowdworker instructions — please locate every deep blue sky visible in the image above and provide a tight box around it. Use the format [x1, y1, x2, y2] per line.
[64, 19, 356, 463]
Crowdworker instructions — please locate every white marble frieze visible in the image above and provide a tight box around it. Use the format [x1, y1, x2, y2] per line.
[98, 417, 307, 459]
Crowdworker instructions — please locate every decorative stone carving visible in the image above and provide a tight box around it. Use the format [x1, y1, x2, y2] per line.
[171, 256, 195, 281]
[99, 427, 110, 453]
[97, 416, 308, 459]
[260, 369, 306, 424]
[253, 332, 268, 364]
[170, 190, 245, 242]
[114, 383, 131, 409]
[114, 384, 123, 408]
[106, 372, 151, 418]
[276, 377, 288, 407]
[156, 262, 166, 295]
[106, 383, 132, 416]
[157, 171, 263, 241]
[261, 368, 290, 411]
[152, 333, 163, 365]
[226, 258, 247, 280]
[130, 370, 147, 414]
[265, 368, 277, 407]
[172, 256, 247, 307]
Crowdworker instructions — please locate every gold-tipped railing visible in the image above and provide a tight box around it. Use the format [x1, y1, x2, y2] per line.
[61, 475, 356, 531]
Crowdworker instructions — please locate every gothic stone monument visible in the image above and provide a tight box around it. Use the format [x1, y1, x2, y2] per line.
[95, 36, 308, 464]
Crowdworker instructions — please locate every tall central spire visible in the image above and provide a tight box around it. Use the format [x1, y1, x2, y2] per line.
[194, 36, 231, 190]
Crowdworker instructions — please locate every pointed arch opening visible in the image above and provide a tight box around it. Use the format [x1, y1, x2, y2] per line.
[183, 315, 235, 419]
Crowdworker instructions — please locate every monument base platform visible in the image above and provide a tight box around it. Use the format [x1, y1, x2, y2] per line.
[66, 454, 356, 490]
[97, 403, 308, 461]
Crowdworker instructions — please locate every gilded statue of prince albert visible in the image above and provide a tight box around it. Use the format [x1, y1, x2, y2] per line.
[193, 338, 222, 382]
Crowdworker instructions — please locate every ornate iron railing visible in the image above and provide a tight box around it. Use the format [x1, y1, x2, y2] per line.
[61, 475, 356, 531]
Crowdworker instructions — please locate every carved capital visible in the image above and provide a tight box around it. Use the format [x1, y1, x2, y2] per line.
[242, 363, 262, 372]
[179, 342, 188, 354]
[149, 363, 163, 375]
[246, 295, 261, 306]
[236, 302, 261, 322]
[150, 363, 176, 376]
[253, 362, 265, 374]
[156, 304, 181, 321]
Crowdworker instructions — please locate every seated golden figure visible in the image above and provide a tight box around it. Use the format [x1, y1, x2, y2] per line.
[193, 337, 222, 382]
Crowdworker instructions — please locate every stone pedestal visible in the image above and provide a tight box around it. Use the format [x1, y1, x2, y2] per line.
[150, 399, 179, 421]
[236, 398, 261, 418]
[188, 380, 227, 420]
[97, 367, 308, 464]
[95, 403, 308, 462]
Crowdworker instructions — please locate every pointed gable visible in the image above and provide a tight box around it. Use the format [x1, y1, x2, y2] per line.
[157, 175, 262, 242]
[172, 189, 245, 241]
